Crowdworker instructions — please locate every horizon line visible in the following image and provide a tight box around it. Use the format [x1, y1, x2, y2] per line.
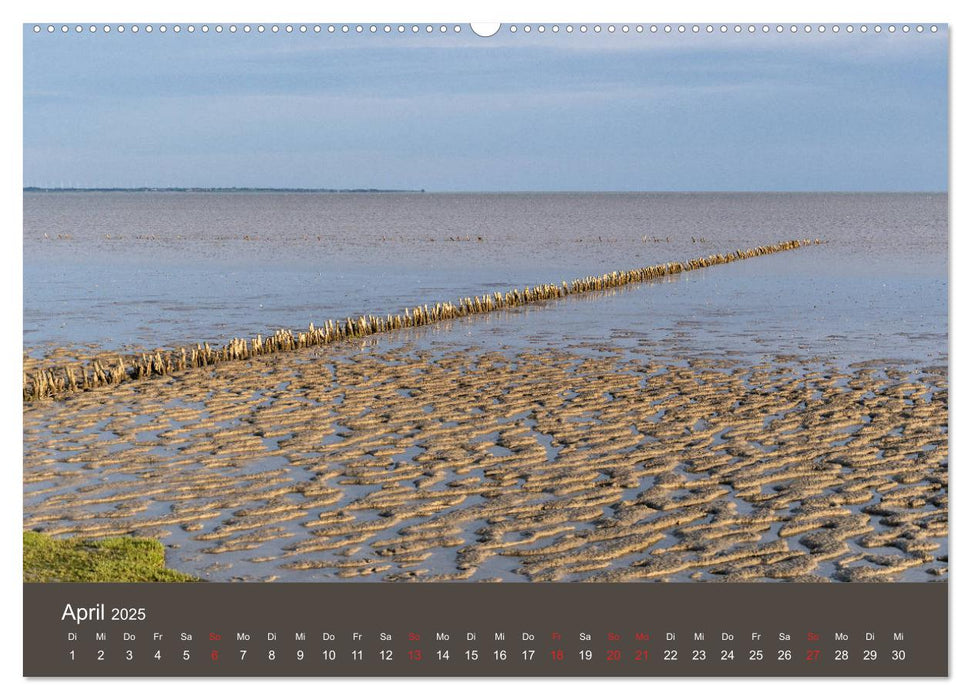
[23, 187, 948, 195]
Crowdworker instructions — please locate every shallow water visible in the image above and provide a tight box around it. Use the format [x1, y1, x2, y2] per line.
[24, 192, 947, 366]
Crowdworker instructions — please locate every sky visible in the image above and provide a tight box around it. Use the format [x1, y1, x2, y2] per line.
[22, 24, 948, 191]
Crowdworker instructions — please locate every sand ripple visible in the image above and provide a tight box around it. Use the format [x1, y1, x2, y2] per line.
[23, 346, 947, 582]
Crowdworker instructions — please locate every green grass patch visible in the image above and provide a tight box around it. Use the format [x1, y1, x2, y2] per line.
[23, 531, 198, 582]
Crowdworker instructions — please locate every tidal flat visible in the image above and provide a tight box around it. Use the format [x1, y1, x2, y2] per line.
[23, 341, 947, 582]
[23, 192, 948, 582]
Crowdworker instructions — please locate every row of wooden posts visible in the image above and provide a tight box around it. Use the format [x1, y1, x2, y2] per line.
[23, 239, 821, 401]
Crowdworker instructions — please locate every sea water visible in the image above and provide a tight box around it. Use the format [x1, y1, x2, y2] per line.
[23, 191, 947, 367]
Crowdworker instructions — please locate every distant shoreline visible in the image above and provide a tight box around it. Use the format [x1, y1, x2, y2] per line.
[23, 187, 425, 194]
[23, 188, 945, 195]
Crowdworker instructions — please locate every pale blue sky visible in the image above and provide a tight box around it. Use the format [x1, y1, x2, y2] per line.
[23, 25, 948, 191]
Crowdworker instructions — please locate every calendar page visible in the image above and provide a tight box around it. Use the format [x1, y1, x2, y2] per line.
[21, 10, 949, 683]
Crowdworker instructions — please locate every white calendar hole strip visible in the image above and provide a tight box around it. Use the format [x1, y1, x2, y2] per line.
[28, 23, 944, 38]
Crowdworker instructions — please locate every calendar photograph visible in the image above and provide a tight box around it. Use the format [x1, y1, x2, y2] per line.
[23, 22, 947, 591]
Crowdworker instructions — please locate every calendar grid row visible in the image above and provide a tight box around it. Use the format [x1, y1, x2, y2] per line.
[25, 582, 946, 677]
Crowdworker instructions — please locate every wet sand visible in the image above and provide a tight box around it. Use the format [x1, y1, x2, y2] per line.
[22, 340, 948, 583]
